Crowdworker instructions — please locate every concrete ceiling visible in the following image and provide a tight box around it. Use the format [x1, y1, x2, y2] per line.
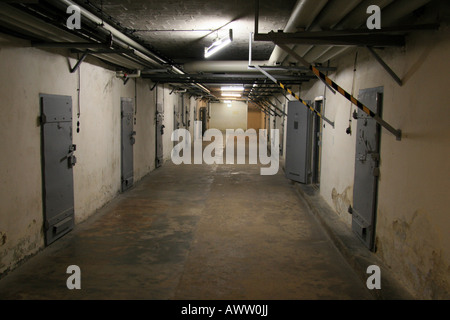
[0, 0, 442, 100]
[87, 0, 298, 63]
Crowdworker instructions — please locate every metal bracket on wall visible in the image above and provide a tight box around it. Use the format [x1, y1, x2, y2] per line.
[264, 99, 287, 117]
[366, 47, 403, 86]
[67, 48, 136, 74]
[255, 100, 276, 117]
[275, 44, 401, 141]
[150, 82, 158, 91]
[260, 99, 282, 117]
[252, 101, 270, 116]
[255, 65, 335, 128]
[69, 52, 88, 73]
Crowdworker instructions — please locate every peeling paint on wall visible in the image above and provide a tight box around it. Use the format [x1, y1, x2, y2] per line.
[331, 186, 353, 226]
[299, 26, 450, 298]
[0, 232, 7, 272]
[377, 210, 450, 299]
[0, 232, 6, 246]
[0, 46, 173, 278]
[0, 223, 42, 276]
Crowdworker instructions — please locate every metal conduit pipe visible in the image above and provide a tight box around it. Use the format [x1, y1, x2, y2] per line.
[0, 3, 85, 43]
[279, 0, 362, 65]
[252, 0, 326, 104]
[0, 3, 148, 70]
[183, 60, 269, 73]
[268, 0, 328, 66]
[55, 0, 163, 66]
[116, 70, 141, 78]
[300, 0, 363, 63]
[315, 0, 433, 63]
[54, 0, 211, 95]
[313, 0, 396, 63]
[280, 0, 393, 64]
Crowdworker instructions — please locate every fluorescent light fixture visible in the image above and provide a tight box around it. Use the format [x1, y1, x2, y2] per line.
[223, 100, 232, 104]
[204, 29, 233, 58]
[221, 86, 244, 92]
[221, 93, 241, 98]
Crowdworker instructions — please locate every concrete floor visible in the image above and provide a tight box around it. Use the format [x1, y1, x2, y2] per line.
[0, 156, 377, 300]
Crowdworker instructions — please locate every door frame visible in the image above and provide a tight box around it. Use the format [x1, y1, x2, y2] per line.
[40, 93, 76, 246]
[310, 98, 323, 186]
[351, 86, 383, 251]
[120, 97, 135, 192]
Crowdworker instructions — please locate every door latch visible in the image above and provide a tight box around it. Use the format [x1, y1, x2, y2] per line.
[370, 152, 380, 161]
[130, 131, 136, 145]
[161, 125, 165, 135]
[68, 144, 77, 168]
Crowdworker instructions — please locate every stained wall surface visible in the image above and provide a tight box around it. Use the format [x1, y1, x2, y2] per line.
[209, 101, 248, 131]
[298, 28, 450, 299]
[0, 45, 178, 276]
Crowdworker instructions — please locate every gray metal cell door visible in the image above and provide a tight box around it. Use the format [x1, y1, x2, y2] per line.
[121, 98, 135, 192]
[156, 102, 164, 168]
[173, 104, 180, 147]
[352, 87, 383, 251]
[311, 100, 323, 185]
[285, 101, 311, 183]
[40, 94, 76, 246]
[200, 107, 207, 136]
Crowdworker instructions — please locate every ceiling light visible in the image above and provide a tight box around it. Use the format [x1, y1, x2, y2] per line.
[223, 100, 232, 104]
[221, 93, 241, 98]
[204, 29, 233, 58]
[221, 86, 244, 92]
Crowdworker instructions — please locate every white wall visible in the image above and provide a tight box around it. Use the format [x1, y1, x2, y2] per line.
[299, 28, 450, 299]
[209, 101, 248, 131]
[134, 79, 157, 182]
[0, 43, 176, 275]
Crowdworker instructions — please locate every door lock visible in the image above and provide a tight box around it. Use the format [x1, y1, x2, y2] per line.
[68, 144, 77, 168]
[370, 152, 380, 161]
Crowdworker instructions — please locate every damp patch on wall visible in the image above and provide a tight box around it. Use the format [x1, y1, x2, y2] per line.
[331, 186, 353, 226]
[376, 210, 450, 299]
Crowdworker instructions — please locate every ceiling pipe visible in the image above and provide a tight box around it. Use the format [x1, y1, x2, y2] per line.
[0, 3, 84, 43]
[267, 0, 328, 66]
[54, 0, 211, 96]
[299, 0, 363, 63]
[275, 0, 395, 65]
[116, 70, 141, 78]
[315, 0, 432, 63]
[56, 0, 164, 66]
[250, 0, 327, 104]
[0, 3, 145, 70]
[183, 60, 269, 73]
